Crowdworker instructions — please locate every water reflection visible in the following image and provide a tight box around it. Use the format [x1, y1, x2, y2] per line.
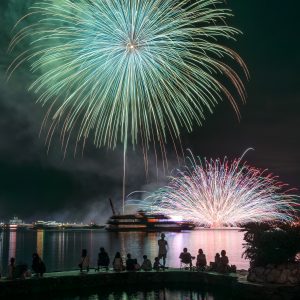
[45, 288, 227, 300]
[8, 230, 17, 261]
[37, 229, 44, 258]
[0, 231, 3, 271]
[0, 229, 248, 275]
[58, 231, 65, 266]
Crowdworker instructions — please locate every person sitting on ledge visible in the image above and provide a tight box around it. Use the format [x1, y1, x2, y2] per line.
[97, 247, 110, 271]
[153, 257, 163, 271]
[215, 252, 221, 265]
[78, 249, 90, 273]
[217, 250, 229, 273]
[113, 252, 124, 271]
[16, 263, 29, 279]
[196, 249, 207, 271]
[179, 248, 195, 269]
[8, 257, 16, 280]
[32, 252, 46, 277]
[141, 255, 152, 271]
[126, 253, 138, 271]
[209, 252, 220, 271]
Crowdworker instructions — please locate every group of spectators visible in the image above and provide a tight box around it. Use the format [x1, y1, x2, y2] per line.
[79, 233, 234, 274]
[2, 232, 235, 279]
[79, 247, 163, 272]
[76, 233, 168, 273]
[5, 252, 46, 280]
[178, 247, 234, 273]
[210, 250, 236, 273]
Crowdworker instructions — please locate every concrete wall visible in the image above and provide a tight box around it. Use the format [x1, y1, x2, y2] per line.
[0, 270, 299, 300]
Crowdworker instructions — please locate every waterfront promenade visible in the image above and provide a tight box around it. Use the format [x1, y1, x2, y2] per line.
[0, 268, 299, 300]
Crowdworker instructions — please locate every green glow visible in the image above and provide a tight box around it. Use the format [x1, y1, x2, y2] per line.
[9, 0, 248, 151]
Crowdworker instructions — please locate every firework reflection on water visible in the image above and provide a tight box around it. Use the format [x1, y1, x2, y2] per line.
[0, 229, 248, 275]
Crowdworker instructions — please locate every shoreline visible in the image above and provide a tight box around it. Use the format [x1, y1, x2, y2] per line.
[0, 269, 299, 300]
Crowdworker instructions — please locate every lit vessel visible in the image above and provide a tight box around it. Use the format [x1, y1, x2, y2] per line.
[33, 220, 63, 229]
[4, 217, 31, 230]
[106, 208, 195, 232]
[32, 221, 104, 230]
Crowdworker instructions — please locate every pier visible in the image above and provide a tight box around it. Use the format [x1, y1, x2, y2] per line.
[1, 269, 299, 300]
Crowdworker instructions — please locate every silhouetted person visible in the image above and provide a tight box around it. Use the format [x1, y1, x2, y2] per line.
[8, 257, 16, 280]
[218, 250, 229, 273]
[113, 252, 124, 271]
[179, 248, 195, 268]
[196, 249, 207, 271]
[158, 233, 168, 268]
[16, 263, 28, 279]
[32, 253, 46, 277]
[126, 253, 137, 271]
[97, 247, 110, 271]
[153, 257, 162, 271]
[79, 249, 90, 273]
[140, 255, 152, 271]
[209, 252, 221, 271]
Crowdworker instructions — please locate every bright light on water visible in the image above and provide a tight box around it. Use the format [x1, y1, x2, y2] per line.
[170, 215, 183, 222]
[0, 229, 249, 275]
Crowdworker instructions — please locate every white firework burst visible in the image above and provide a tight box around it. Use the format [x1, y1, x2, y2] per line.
[129, 150, 299, 227]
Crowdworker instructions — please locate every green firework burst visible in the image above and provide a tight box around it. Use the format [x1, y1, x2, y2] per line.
[8, 0, 248, 151]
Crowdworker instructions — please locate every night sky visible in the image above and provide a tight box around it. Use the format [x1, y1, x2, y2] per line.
[0, 1, 299, 222]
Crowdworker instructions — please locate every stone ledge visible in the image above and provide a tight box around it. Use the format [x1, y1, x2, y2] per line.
[0, 269, 236, 297]
[247, 264, 300, 284]
[0, 269, 299, 300]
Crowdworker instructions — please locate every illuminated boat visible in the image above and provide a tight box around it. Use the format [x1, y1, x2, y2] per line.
[33, 221, 104, 230]
[3, 217, 31, 230]
[106, 211, 195, 232]
[33, 220, 63, 229]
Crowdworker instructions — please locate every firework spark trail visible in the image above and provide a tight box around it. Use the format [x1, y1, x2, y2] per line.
[128, 151, 299, 226]
[8, 0, 248, 154]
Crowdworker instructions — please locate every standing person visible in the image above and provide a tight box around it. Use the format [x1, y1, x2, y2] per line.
[97, 247, 110, 271]
[78, 249, 90, 273]
[32, 253, 46, 277]
[158, 233, 168, 268]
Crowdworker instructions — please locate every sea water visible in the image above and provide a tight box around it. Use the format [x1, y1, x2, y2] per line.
[0, 228, 248, 275]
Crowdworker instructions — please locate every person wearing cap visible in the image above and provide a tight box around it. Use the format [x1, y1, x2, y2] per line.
[158, 233, 168, 268]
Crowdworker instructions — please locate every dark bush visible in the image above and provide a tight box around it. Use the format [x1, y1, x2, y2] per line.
[241, 222, 300, 267]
